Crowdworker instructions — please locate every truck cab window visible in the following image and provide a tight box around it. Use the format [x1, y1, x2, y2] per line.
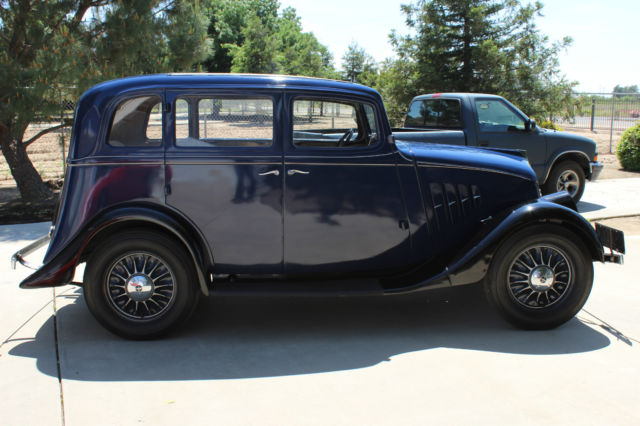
[475, 99, 526, 131]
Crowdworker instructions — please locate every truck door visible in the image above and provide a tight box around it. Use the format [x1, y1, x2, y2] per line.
[473, 98, 547, 181]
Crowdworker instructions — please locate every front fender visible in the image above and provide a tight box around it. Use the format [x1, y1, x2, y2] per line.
[19, 203, 212, 296]
[388, 197, 603, 294]
[446, 199, 603, 287]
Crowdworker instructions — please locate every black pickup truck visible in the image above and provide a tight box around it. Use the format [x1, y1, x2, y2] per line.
[399, 93, 603, 202]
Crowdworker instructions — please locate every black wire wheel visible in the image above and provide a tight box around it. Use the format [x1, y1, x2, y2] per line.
[84, 231, 200, 339]
[507, 245, 572, 309]
[105, 252, 177, 321]
[484, 225, 593, 330]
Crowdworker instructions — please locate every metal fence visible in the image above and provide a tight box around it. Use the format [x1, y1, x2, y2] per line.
[558, 92, 640, 133]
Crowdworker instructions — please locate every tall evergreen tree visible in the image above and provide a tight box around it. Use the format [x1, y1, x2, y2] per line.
[277, 7, 335, 78]
[386, 0, 574, 122]
[342, 42, 377, 84]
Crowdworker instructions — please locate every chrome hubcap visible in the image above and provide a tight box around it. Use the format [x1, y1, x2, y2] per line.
[556, 170, 579, 197]
[125, 274, 154, 301]
[507, 245, 572, 309]
[106, 252, 176, 320]
[530, 266, 554, 291]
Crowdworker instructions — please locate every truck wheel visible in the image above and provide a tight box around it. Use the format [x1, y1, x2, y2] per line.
[543, 160, 585, 202]
[84, 231, 200, 339]
[484, 225, 593, 329]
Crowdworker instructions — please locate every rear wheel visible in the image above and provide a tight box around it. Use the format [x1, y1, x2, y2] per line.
[84, 231, 200, 339]
[484, 225, 593, 329]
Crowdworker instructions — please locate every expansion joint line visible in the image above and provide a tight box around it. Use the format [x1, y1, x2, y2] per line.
[53, 288, 66, 426]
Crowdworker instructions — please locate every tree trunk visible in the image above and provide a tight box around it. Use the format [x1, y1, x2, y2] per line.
[0, 132, 54, 202]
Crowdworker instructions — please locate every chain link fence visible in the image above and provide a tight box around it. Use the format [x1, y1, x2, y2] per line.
[558, 92, 640, 132]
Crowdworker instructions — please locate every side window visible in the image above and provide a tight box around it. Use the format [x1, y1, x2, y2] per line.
[292, 99, 378, 149]
[108, 95, 162, 147]
[175, 97, 273, 147]
[475, 99, 525, 131]
[405, 99, 461, 129]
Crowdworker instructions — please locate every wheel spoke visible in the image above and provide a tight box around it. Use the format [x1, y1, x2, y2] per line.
[106, 251, 176, 321]
[508, 244, 573, 309]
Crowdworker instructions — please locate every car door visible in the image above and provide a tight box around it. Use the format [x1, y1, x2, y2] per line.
[473, 98, 547, 180]
[283, 95, 410, 277]
[164, 91, 284, 275]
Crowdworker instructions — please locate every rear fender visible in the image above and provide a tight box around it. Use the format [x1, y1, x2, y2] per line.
[20, 204, 212, 295]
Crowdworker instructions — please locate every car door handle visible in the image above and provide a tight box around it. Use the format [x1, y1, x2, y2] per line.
[479, 140, 489, 147]
[287, 169, 310, 176]
[258, 169, 280, 176]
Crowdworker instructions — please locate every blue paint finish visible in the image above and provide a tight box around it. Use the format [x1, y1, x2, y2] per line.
[19, 74, 608, 294]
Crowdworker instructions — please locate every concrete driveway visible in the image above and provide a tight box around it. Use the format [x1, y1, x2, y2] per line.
[1, 179, 639, 426]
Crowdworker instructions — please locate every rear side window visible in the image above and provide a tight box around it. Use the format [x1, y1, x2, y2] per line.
[404, 99, 462, 129]
[108, 95, 162, 147]
[175, 97, 273, 148]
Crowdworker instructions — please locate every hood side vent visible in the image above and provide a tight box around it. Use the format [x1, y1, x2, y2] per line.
[428, 183, 481, 232]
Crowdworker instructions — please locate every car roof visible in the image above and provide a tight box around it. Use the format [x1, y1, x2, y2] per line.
[82, 73, 380, 98]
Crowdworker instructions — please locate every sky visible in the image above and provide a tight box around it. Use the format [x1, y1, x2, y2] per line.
[279, 0, 640, 93]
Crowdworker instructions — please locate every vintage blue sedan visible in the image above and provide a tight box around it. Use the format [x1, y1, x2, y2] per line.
[12, 74, 624, 339]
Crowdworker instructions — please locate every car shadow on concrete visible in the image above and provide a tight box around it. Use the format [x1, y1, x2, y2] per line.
[10, 285, 610, 381]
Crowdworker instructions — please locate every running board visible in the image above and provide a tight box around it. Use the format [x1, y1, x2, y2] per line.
[211, 279, 383, 296]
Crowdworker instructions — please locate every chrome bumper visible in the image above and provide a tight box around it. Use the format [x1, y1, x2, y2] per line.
[590, 161, 603, 181]
[11, 235, 51, 270]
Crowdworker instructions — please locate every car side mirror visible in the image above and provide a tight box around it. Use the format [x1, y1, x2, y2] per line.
[525, 118, 536, 131]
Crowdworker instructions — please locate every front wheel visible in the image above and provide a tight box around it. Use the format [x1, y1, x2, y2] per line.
[84, 231, 200, 339]
[543, 160, 585, 202]
[484, 225, 593, 329]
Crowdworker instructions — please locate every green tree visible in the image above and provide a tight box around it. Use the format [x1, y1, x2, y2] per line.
[202, 0, 279, 73]
[227, 12, 280, 73]
[0, 0, 209, 201]
[220, 4, 336, 77]
[277, 7, 335, 78]
[614, 84, 639, 94]
[384, 0, 575, 123]
[342, 42, 377, 84]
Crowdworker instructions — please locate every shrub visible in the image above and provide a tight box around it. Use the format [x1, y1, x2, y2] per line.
[537, 120, 563, 131]
[616, 122, 640, 171]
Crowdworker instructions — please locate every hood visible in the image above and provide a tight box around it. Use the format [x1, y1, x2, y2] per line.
[540, 128, 597, 159]
[395, 140, 537, 182]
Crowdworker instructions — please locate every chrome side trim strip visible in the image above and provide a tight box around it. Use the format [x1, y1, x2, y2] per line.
[285, 162, 396, 167]
[68, 162, 164, 167]
[417, 162, 532, 180]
